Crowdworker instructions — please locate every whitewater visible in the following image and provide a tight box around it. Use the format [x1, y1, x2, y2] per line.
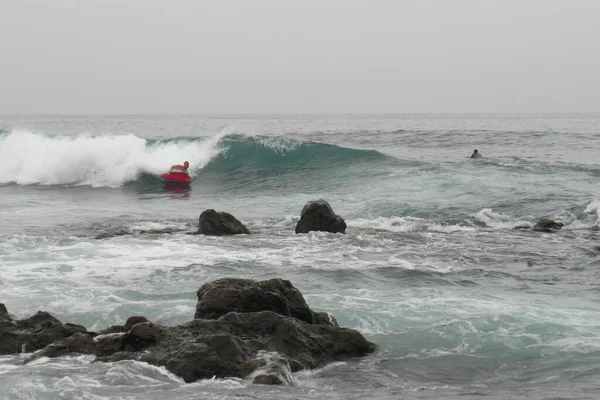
[1, 114, 600, 399]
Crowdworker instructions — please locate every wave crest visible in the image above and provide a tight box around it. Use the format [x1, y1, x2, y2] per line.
[0, 130, 389, 188]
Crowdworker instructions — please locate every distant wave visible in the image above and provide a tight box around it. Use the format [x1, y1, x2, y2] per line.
[0, 129, 394, 188]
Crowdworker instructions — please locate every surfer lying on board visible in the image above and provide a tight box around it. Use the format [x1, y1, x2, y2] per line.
[170, 161, 189, 173]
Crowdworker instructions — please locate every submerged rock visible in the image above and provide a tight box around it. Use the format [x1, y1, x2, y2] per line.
[197, 209, 250, 235]
[513, 218, 565, 233]
[532, 218, 564, 233]
[95, 228, 180, 240]
[253, 373, 285, 385]
[295, 199, 346, 234]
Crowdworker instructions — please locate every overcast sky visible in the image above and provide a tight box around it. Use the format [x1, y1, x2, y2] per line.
[1, 0, 599, 114]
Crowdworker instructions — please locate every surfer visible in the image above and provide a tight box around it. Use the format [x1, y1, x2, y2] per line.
[170, 161, 189, 173]
[470, 149, 482, 159]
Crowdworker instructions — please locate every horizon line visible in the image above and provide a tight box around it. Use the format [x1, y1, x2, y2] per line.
[1, 111, 599, 117]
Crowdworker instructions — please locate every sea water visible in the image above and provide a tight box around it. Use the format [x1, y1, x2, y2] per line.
[1, 114, 600, 399]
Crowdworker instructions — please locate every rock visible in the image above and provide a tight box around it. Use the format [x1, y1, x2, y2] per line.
[97, 325, 125, 335]
[96, 322, 163, 357]
[314, 311, 339, 327]
[295, 200, 346, 234]
[532, 218, 564, 233]
[513, 224, 531, 230]
[23, 332, 95, 364]
[95, 228, 180, 240]
[250, 351, 293, 385]
[95, 310, 375, 383]
[1, 278, 375, 384]
[129, 322, 161, 341]
[197, 209, 249, 236]
[0, 303, 12, 327]
[95, 316, 148, 336]
[0, 308, 88, 355]
[253, 374, 285, 385]
[95, 230, 129, 240]
[194, 278, 321, 325]
[125, 316, 149, 330]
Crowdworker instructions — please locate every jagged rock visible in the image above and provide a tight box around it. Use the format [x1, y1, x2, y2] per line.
[1, 278, 375, 384]
[95, 310, 375, 383]
[0, 308, 88, 355]
[23, 332, 95, 364]
[194, 278, 320, 325]
[532, 218, 564, 233]
[0, 303, 12, 327]
[315, 311, 339, 327]
[96, 316, 149, 335]
[197, 209, 249, 236]
[295, 200, 346, 234]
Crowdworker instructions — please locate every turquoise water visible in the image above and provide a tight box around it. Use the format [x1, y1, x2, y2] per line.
[1, 114, 600, 399]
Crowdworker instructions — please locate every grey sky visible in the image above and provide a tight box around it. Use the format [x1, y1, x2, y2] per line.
[1, 0, 599, 114]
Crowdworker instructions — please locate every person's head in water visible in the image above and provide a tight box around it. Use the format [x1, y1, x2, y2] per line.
[184, 161, 189, 169]
[471, 149, 482, 158]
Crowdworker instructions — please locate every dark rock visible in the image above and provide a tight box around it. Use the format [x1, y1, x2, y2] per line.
[532, 218, 564, 233]
[24, 332, 95, 364]
[513, 224, 531, 230]
[0, 304, 15, 330]
[97, 325, 126, 335]
[2, 278, 375, 384]
[95, 230, 129, 240]
[194, 278, 320, 325]
[315, 311, 339, 327]
[95, 228, 180, 240]
[251, 352, 293, 385]
[197, 209, 249, 236]
[137, 228, 175, 234]
[96, 322, 163, 357]
[253, 374, 284, 385]
[295, 200, 346, 234]
[129, 322, 161, 341]
[95, 316, 149, 335]
[125, 316, 149, 330]
[95, 311, 375, 383]
[0, 303, 12, 326]
[0, 309, 88, 355]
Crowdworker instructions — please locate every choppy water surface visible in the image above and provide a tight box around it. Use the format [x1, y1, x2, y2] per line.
[1, 114, 600, 399]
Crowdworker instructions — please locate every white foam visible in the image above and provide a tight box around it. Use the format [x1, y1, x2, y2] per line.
[474, 208, 531, 229]
[0, 129, 226, 187]
[581, 198, 600, 228]
[349, 216, 475, 233]
[255, 136, 302, 153]
[105, 360, 184, 385]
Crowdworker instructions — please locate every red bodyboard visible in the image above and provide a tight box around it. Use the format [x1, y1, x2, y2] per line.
[161, 173, 191, 183]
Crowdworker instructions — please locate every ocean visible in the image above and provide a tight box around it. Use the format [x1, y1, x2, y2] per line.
[1, 114, 599, 399]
